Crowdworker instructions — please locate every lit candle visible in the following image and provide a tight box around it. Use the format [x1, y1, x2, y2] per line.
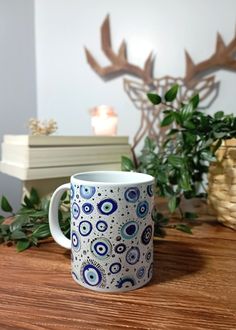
[90, 105, 118, 136]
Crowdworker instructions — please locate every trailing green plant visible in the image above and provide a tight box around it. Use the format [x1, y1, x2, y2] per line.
[122, 84, 236, 235]
[0, 188, 70, 252]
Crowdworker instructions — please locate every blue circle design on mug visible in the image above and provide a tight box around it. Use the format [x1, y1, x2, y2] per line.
[82, 202, 94, 215]
[145, 250, 152, 262]
[124, 187, 140, 203]
[141, 225, 152, 245]
[126, 247, 140, 265]
[116, 277, 135, 289]
[79, 221, 92, 236]
[148, 263, 154, 279]
[109, 262, 121, 274]
[136, 266, 146, 279]
[82, 264, 102, 287]
[97, 198, 118, 215]
[120, 221, 139, 240]
[71, 184, 75, 200]
[72, 202, 80, 219]
[114, 243, 127, 254]
[71, 231, 80, 251]
[96, 220, 108, 232]
[147, 184, 153, 197]
[136, 201, 149, 218]
[91, 238, 112, 259]
[80, 185, 96, 199]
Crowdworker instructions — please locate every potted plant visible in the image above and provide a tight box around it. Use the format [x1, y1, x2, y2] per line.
[122, 84, 236, 234]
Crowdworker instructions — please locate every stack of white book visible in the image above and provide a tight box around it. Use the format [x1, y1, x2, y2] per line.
[1, 135, 131, 196]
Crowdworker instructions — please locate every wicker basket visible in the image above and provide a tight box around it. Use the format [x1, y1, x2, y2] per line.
[208, 139, 236, 230]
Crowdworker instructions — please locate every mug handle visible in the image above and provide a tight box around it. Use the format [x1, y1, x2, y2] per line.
[49, 183, 71, 249]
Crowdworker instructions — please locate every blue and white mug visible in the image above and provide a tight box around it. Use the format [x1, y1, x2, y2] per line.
[49, 171, 154, 293]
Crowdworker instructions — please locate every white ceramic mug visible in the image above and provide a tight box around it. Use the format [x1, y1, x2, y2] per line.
[49, 171, 154, 293]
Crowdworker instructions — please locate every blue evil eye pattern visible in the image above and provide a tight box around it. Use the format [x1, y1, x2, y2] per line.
[72, 202, 80, 219]
[136, 266, 146, 279]
[80, 185, 96, 199]
[126, 247, 140, 265]
[148, 263, 154, 279]
[96, 220, 108, 232]
[136, 201, 149, 218]
[114, 243, 127, 254]
[109, 262, 121, 274]
[116, 277, 135, 289]
[120, 221, 139, 240]
[147, 184, 153, 197]
[82, 264, 102, 287]
[97, 198, 118, 215]
[82, 202, 94, 214]
[124, 187, 140, 203]
[71, 231, 80, 251]
[91, 238, 112, 259]
[145, 250, 152, 262]
[79, 221, 92, 236]
[141, 225, 153, 245]
[71, 184, 75, 200]
[71, 271, 78, 280]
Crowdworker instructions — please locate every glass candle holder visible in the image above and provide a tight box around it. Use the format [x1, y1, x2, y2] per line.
[90, 105, 118, 136]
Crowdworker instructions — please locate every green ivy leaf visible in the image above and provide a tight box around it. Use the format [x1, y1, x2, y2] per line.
[121, 156, 135, 171]
[175, 224, 192, 234]
[10, 215, 29, 232]
[147, 93, 162, 105]
[180, 172, 191, 191]
[1, 196, 13, 213]
[168, 155, 184, 168]
[60, 191, 68, 201]
[29, 210, 48, 218]
[180, 102, 194, 121]
[184, 212, 198, 219]
[164, 84, 179, 102]
[23, 195, 34, 209]
[161, 114, 175, 127]
[168, 196, 177, 213]
[30, 188, 40, 205]
[11, 230, 27, 240]
[190, 94, 200, 109]
[214, 111, 224, 120]
[32, 223, 51, 239]
[16, 239, 31, 252]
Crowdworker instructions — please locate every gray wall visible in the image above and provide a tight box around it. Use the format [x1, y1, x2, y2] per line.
[0, 0, 37, 211]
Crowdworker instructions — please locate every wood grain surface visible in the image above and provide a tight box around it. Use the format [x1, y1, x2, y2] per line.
[0, 202, 235, 330]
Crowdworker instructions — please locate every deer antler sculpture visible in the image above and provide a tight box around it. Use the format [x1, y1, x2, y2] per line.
[85, 15, 236, 151]
[85, 15, 154, 84]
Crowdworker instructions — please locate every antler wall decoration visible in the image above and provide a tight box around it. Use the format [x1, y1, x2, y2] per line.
[85, 15, 236, 151]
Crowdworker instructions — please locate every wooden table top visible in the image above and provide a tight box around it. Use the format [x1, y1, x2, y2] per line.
[0, 203, 235, 330]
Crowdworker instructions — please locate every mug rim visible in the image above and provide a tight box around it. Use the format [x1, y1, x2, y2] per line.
[71, 171, 154, 186]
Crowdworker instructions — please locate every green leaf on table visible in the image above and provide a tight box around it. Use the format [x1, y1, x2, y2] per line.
[213, 132, 226, 139]
[29, 188, 40, 205]
[1, 196, 13, 213]
[147, 93, 162, 105]
[168, 196, 177, 213]
[164, 84, 179, 102]
[184, 212, 198, 220]
[10, 215, 29, 231]
[11, 230, 27, 240]
[121, 156, 135, 171]
[161, 114, 175, 127]
[29, 210, 48, 218]
[175, 224, 192, 234]
[16, 239, 31, 252]
[32, 223, 51, 239]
